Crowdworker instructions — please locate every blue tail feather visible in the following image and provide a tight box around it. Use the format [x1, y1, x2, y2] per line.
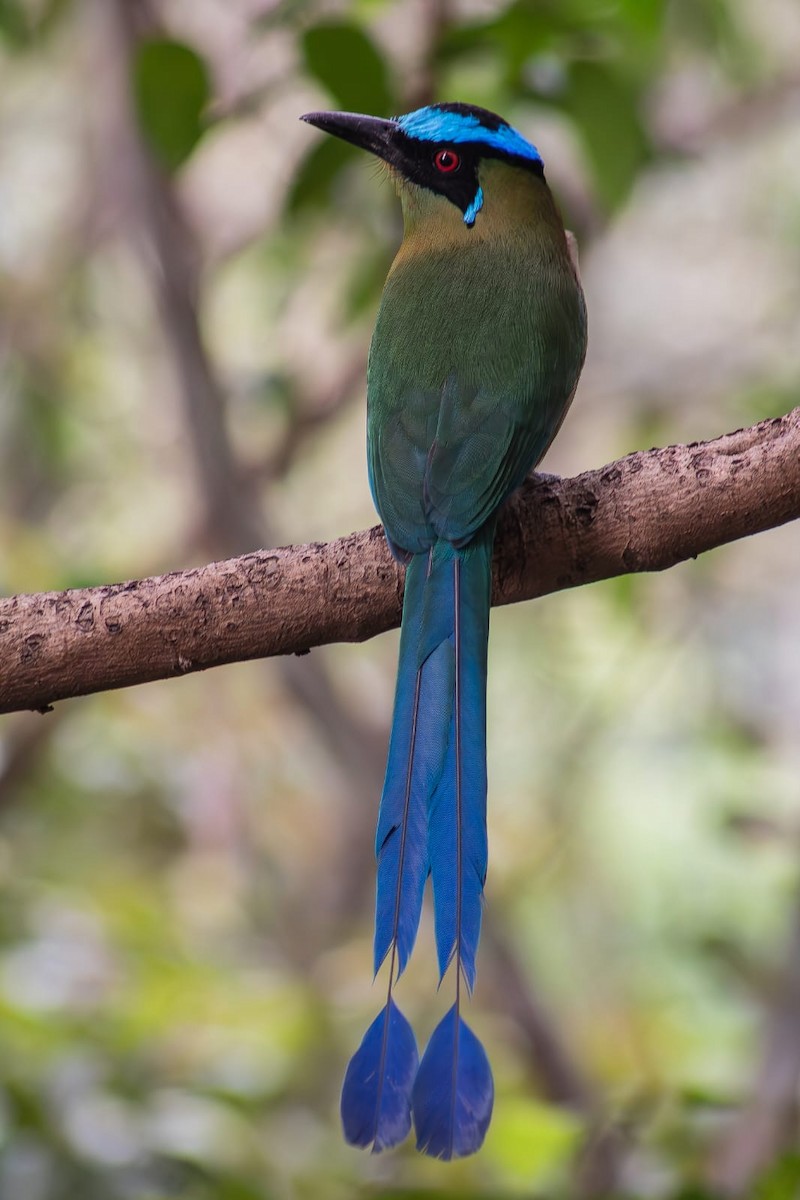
[425, 532, 492, 988]
[374, 553, 436, 976]
[341, 999, 419, 1151]
[345, 523, 495, 1158]
[412, 1005, 494, 1159]
[409, 532, 494, 1158]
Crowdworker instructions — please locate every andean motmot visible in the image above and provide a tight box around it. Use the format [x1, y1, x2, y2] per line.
[301, 102, 587, 1160]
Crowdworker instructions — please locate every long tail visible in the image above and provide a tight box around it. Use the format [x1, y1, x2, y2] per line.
[340, 527, 494, 1157]
[411, 529, 494, 1159]
[340, 549, 432, 1151]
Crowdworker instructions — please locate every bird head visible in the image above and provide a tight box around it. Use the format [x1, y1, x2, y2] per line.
[300, 102, 545, 235]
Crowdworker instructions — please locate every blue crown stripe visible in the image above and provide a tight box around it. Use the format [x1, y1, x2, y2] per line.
[397, 107, 542, 165]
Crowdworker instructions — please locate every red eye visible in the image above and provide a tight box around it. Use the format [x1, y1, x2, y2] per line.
[434, 148, 460, 173]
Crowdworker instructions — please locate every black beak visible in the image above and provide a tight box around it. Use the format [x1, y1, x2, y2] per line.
[300, 111, 399, 163]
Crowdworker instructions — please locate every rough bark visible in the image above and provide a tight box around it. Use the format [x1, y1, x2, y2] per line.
[1, 407, 798, 715]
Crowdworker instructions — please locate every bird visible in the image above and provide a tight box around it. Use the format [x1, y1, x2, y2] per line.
[300, 101, 587, 1160]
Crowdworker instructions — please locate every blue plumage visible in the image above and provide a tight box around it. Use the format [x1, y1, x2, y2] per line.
[412, 1004, 494, 1159]
[344, 531, 493, 1158]
[397, 104, 542, 165]
[464, 185, 484, 228]
[341, 1000, 419, 1151]
[373, 554, 433, 976]
[422, 535, 492, 989]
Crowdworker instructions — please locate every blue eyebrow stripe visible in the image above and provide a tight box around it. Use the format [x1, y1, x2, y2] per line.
[397, 107, 542, 165]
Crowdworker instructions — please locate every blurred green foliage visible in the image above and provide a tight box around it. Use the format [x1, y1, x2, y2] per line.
[133, 39, 212, 171]
[1, 1, 800, 1199]
[302, 21, 395, 114]
[0, 0, 71, 48]
[0, 0, 29, 46]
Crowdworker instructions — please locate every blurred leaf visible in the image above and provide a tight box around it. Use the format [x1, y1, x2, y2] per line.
[671, 0, 754, 79]
[35, 0, 75, 39]
[0, 0, 30, 47]
[755, 1154, 800, 1200]
[484, 1097, 581, 1182]
[606, 571, 646, 619]
[616, 0, 666, 39]
[439, 0, 667, 117]
[287, 135, 353, 213]
[677, 1082, 738, 1108]
[132, 38, 211, 172]
[212, 1176, 272, 1200]
[733, 381, 800, 425]
[440, 2, 554, 77]
[563, 60, 651, 210]
[302, 20, 393, 114]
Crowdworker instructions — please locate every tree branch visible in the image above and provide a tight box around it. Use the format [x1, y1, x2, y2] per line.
[1, 408, 798, 715]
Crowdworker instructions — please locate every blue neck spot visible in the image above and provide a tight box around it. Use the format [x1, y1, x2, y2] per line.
[397, 106, 542, 167]
[464, 186, 483, 228]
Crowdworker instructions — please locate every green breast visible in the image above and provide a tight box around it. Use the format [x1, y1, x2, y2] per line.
[367, 197, 587, 554]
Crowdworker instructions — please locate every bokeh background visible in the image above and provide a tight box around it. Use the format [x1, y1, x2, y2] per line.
[2, 1, 800, 1197]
